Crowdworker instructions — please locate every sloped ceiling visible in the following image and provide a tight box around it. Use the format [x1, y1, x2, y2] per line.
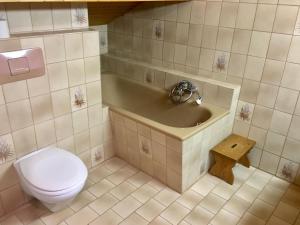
[88, 2, 140, 25]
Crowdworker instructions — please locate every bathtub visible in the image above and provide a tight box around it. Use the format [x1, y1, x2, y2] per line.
[102, 73, 228, 140]
[101, 72, 238, 192]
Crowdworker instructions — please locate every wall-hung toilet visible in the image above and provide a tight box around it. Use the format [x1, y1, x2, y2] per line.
[14, 147, 88, 212]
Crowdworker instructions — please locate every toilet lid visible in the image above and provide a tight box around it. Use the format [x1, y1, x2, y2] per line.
[19, 148, 87, 192]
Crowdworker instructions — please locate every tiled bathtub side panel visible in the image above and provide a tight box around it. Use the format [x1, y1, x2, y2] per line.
[0, 31, 114, 215]
[110, 110, 181, 191]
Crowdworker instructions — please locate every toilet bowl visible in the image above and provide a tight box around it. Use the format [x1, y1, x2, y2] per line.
[14, 147, 88, 212]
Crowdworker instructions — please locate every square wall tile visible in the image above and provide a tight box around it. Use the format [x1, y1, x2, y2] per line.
[52, 3, 72, 30]
[190, 1, 205, 25]
[64, 32, 83, 60]
[252, 105, 273, 129]
[273, 5, 298, 34]
[51, 89, 71, 117]
[0, 105, 10, 136]
[216, 28, 234, 51]
[248, 31, 271, 58]
[7, 100, 33, 131]
[288, 36, 300, 64]
[84, 56, 101, 83]
[75, 130, 90, 154]
[67, 59, 85, 87]
[2, 81, 28, 103]
[47, 62, 69, 91]
[30, 94, 53, 124]
[256, 83, 278, 108]
[176, 23, 189, 45]
[264, 131, 285, 156]
[282, 138, 300, 163]
[86, 81, 101, 106]
[26, 75, 50, 98]
[270, 110, 292, 135]
[244, 56, 265, 81]
[188, 24, 203, 47]
[12, 126, 37, 158]
[253, 4, 276, 32]
[30, 3, 53, 31]
[275, 88, 298, 114]
[219, 3, 238, 28]
[259, 151, 280, 175]
[262, 59, 285, 86]
[6, 3, 32, 33]
[55, 114, 73, 140]
[268, 34, 292, 61]
[83, 32, 100, 57]
[44, 34, 66, 63]
[205, 2, 222, 26]
[72, 109, 89, 133]
[282, 63, 300, 91]
[235, 3, 256, 29]
[288, 115, 300, 141]
[35, 120, 56, 148]
[231, 29, 252, 54]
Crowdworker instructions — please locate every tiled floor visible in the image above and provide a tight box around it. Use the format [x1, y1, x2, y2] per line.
[1, 157, 300, 225]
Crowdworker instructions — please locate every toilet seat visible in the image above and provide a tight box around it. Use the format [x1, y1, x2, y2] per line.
[19, 148, 87, 194]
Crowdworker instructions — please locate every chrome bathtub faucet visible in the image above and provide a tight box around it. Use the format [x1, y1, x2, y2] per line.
[169, 80, 203, 105]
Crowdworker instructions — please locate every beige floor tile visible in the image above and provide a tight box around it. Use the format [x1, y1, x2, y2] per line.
[154, 188, 181, 206]
[191, 178, 216, 196]
[65, 206, 98, 225]
[112, 196, 142, 218]
[136, 199, 165, 221]
[89, 193, 119, 215]
[89, 165, 113, 183]
[131, 184, 158, 203]
[103, 157, 127, 172]
[238, 212, 265, 225]
[273, 201, 300, 224]
[15, 203, 48, 225]
[199, 193, 226, 214]
[160, 202, 190, 225]
[224, 195, 251, 217]
[110, 182, 137, 200]
[246, 170, 272, 190]
[69, 190, 96, 212]
[210, 209, 239, 225]
[258, 184, 285, 206]
[235, 184, 260, 203]
[127, 172, 153, 188]
[281, 185, 300, 209]
[176, 189, 203, 210]
[106, 166, 138, 185]
[184, 206, 214, 225]
[119, 213, 148, 225]
[248, 199, 274, 221]
[148, 179, 167, 191]
[1, 215, 23, 225]
[149, 216, 172, 225]
[267, 176, 289, 191]
[28, 219, 44, 225]
[266, 216, 290, 225]
[41, 207, 74, 225]
[233, 165, 256, 184]
[88, 179, 115, 197]
[212, 182, 238, 200]
[89, 210, 123, 225]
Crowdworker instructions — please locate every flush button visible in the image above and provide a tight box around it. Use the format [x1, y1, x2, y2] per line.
[8, 57, 30, 76]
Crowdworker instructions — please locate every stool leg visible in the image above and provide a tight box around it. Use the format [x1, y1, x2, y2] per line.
[209, 154, 235, 185]
[239, 154, 250, 168]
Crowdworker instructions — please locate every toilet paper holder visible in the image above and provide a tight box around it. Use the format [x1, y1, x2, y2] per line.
[0, 47, 45, 85]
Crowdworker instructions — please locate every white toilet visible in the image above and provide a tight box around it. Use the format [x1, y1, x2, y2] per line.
[14, 147, 88, 212]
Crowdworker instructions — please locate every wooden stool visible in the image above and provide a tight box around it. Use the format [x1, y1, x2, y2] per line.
[209, 134, 256, 185]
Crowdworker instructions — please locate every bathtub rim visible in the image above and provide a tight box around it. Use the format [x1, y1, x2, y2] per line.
[102, 74, 230, 140]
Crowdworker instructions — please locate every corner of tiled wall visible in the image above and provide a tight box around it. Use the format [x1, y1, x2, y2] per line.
[0, 29, 114, 215]
[106, 0, 300, 185]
